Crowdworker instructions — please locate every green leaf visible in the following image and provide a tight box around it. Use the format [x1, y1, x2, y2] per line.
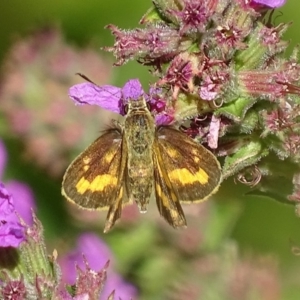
[246, 188, 292, 205]
[235, 23, 268, 70]
[140, 7, 163, 24]
[152, 0, 180, 25]
[240, 110, 259, 133]
[246, 175, 293, 205]
[222, 139, 269, 179]
[174, 93, 211, 121]
[215, 97, 257, 121]
[245, 155, 300, 205]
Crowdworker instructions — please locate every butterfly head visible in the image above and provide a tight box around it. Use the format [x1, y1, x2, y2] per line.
[126, 97, 148, 114]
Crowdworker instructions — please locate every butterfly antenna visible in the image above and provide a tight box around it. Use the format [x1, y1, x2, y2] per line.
[76, 73, 97, 85]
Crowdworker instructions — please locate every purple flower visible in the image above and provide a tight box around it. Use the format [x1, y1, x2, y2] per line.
[60, 233, 112, 284]
[159, 54, 194, 99]
[69, 79, 142, 115]
[59, 233, 137, 300]
[0, 182, 26, 247]
[252, 0, 286, 8]
[104, 273, 137, 300]
[122, 79, 144, 101]
[69, 82, 122, 113]
[69, 79, 173, 125]
[169, 0, 213, 34]
[0, 140, 35, 225]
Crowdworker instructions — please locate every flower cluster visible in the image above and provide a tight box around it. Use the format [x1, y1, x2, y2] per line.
[69, 0, 300, 207]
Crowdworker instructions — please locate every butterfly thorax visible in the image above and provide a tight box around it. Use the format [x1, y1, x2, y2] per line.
[124, 97, 155, 212]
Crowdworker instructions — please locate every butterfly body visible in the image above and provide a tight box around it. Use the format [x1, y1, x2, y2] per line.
[124, 97, 155, 213]
[62, 96, 222, 232]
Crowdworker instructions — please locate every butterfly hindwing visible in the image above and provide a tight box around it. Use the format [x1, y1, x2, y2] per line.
[153, 141, 187, 228]
[155, 126, 221, 203]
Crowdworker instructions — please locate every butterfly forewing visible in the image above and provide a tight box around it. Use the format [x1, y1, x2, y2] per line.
[62, 128, 127, 210]
[156, 126, 221, 203]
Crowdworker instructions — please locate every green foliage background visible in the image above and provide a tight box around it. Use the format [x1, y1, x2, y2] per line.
[0, 0, 300, 299]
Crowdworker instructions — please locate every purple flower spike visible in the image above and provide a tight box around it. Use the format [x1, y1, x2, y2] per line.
[121, 79, 144, 101]
[252, 0, 286, 8]
[69, 83, 122, 114]
[0, 182, 25, 248]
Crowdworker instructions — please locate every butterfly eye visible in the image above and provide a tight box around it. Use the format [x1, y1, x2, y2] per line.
[146, 101, 151, 111]
[124, 104, 129, 115]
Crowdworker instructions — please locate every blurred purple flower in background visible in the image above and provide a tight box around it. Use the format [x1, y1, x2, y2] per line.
[0, 28, 114, 177]
[0, 140, 35, 226]
[60, 233, 137, 300]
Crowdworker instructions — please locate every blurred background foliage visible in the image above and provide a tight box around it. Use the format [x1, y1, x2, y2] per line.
[0, 0, 300, 299]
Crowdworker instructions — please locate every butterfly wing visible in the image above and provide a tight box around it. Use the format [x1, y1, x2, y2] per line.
[153, 142, 187, 228]
[62, 128, 128, 231]
[155, 126, 221, 203]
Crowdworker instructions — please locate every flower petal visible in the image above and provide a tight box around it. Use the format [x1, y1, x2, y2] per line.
[0, 222, 25, 248]
[0, 182, 26, 248]
[60, 233, 112, 285]
[252, 0, 286, 7]
[122, 79, 144, 101]
[102, 273, 137, 300]
[0, 182, 14, 217]
[69, 83, 122, 113]
[208, 115, 220, 149]
[155, 113, 174, 126]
